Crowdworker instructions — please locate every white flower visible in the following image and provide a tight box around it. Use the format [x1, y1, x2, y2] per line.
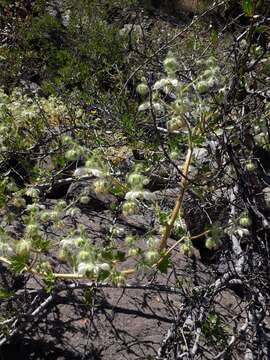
[236, 228, 250, 237]
[26, 203, 45, 211]
[125, 190, 155, 201]
[73, 167, 87, 177]
[143, 191, 156, 201]
[138, 102, 164, 114]
[138, 102, 150, 111]
[153, 79, 169, 90]
[66, 207, 81, 217]
[25, 188, 40, 198]
[59, 238, 75, 250]
[77, 262, 95, 275]
[87, 168, 103, 177]
[98, 262, 111, 272]
[125, 190, 142, 201]
[59, 236, 85, 255]
[169, 78, 180, 88]
[152, 102, 164, 114]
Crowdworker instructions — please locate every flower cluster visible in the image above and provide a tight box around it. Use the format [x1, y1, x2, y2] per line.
[123, 165, 155, 216]
[137, 52, 225, 135]
[59, 234, 111, 279]
[0, 88, 70, 153]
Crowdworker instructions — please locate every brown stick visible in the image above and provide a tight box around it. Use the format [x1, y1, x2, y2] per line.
[158, 147, 193, 252]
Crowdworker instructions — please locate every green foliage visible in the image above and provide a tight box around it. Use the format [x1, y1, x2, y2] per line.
[0, 288, 14, 299]
[202, 313, 227, 345]
[10, 255, 29, 274]
[0, 2, 270, 357]
[43, 271, 56, 293]
[1, 0, 133, 105]
[242, 0, 254, 16]
[157, 254, 171, 274]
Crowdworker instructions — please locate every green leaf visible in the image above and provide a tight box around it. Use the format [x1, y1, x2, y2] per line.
[158, 211, 169, 226]
[43, 271, 56, 293]
[10, 255, 28, 274]
[102, 250, 114, 261]
[110, 186, 124, 197]
[211, 28, 219, 46]
[242, 0, 254, 17]
[157, 255, 171, 274]
[97, 270, 110, 281]
[114, 250, 126, 262]
[34, 238, 51, 252]
[0, 288, 14, 299]
[255, 25, 269, 33]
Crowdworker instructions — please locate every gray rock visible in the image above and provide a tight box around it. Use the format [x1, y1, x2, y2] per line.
[66, 180, 118, 211]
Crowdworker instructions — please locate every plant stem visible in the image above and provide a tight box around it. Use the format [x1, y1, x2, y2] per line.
[158, 146, 193, 252]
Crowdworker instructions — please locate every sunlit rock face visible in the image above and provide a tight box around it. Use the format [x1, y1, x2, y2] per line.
[146, 0, 204, 14]
[167, 0, 200, 13]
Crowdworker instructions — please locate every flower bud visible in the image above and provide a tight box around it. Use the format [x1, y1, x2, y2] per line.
[65, 149, 79, 161]
[78, 250, 90, 262]
[196, 81, 209, 94]
[80, 195, 90, 204]
[167, 118, 184, 131]
[164, 56, 178, 74]
[58, 249, 68, 261]
[254, 46, 263, 57]
[56, 200, 67, 209]
[16, 239, 31, 256]
[122, 201, 138, 216]
[62, 135, 73, 144]
[6, 182, 18, 192]
[127, 173, 145, 188]
[114, 273, 125, 287]
[145, 250, 159, 264]
[180, 242, 194, 257]
[246, 160, 256, 173]
[205, 237, 219, 250]
[12, 196, 26, 208]
[125, 235, 136, 246]
[136, 83, 148, 96]
[0, 242, 12, 256]
[26, 223, 39, 236]
[66, 207, 81, 217]
[50, 211, 60, 221]
[254, 132, 267, 147]
[93, 179, 109, 194]
[170, 151, 179, 160]
[128, 248, 139, 257]
[40, 211, 51, 223]
[239, 214, 251, 228]
[74, 236, 85, 247]
[37, 261, 52, 275]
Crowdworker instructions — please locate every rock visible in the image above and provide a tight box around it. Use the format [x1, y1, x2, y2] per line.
[142, 0, 207, 15]
[46, 0, 70, 27]
[66, 180, 118, 211]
